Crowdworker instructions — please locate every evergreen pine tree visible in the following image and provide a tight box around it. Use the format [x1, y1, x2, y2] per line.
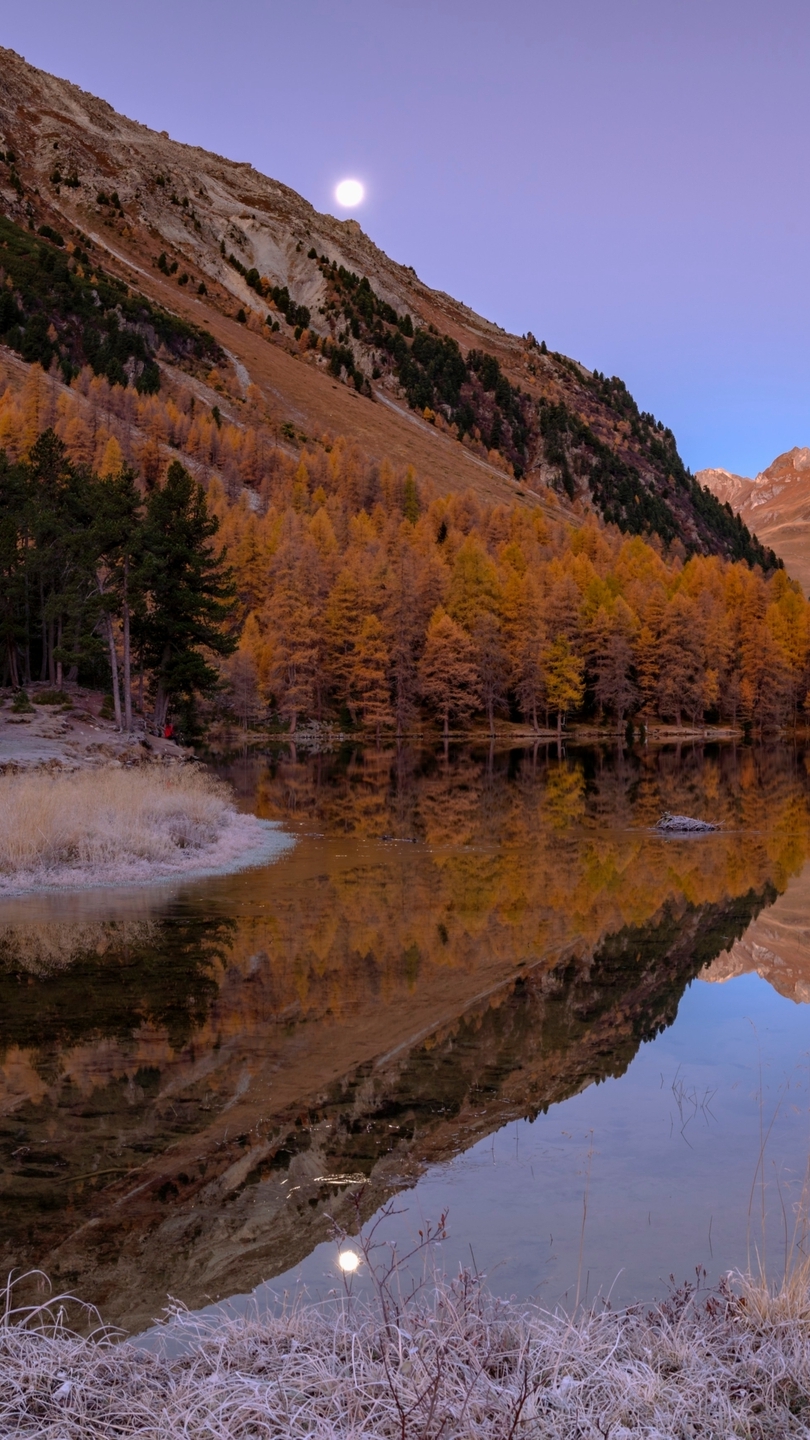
[0, 452, 28, 688]
[26, 430, 97, 688]
[90, 467, 142, 730]
[136, 461, 236, 729]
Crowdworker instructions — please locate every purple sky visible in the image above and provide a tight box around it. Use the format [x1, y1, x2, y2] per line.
[5, 1, 810, 476]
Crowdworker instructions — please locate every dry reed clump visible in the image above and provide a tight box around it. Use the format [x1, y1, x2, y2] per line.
[0, 920, 160, 975]
[1, 1270, 809, 1439]
[0, 768, 251, 890]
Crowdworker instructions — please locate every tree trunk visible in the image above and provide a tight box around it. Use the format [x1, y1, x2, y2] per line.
[39, 579, 47, 682]
[67, 611, 81, 685]
[557, 710, 562, 743]
[6, 638, 19, 690]
[56, 615, 63, 690]
[23, 569, 31, 685]
[153, 687, 170, 730]
[122, 557, 132, 732]
[153, 644, 172, 729]
[443, 710, 449, 739]
[105, 613, 123, 730]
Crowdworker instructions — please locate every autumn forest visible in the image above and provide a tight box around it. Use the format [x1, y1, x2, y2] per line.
[0, 354, 807, 738]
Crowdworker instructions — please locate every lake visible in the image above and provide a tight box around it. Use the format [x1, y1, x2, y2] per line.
[1, 741, 809, 1334]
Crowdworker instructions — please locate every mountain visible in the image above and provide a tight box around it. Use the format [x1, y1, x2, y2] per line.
[703, 862, 810, 1005]
[700, 449, 810, 593]
[2, 731, 801, 1328]
[0, 883, 771, 1332]
[0, 46, 777, 569]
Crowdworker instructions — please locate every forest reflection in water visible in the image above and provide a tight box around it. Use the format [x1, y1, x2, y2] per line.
[1, 741, 809, 1332]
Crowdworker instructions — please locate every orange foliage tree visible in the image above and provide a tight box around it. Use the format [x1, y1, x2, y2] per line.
[2, 352, 809, 738]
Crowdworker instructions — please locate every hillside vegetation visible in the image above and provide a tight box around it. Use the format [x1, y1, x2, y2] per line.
[212, 436, 808, 735]
[0, 49, 799, 737]
[311, 252, 772, 562]
[0, 49, 780, 566]
[0, 358, 806, 736]
[0, 213, 220, 389]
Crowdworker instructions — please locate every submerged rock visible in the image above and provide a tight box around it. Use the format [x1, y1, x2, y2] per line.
[655, 812, 719, 833]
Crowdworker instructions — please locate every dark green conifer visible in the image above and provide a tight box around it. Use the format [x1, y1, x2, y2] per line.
[136, 462, 236, 729]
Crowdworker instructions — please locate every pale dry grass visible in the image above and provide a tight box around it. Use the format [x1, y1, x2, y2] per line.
[0, 767, 278, 891]
[0, 920, 160, 974]
[0, 1269, 808, 1439]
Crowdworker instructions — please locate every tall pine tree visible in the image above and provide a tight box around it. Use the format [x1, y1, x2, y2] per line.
[136, 461, 235, 729]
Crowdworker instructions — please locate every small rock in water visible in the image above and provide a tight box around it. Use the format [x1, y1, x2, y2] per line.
[655, 811, 719, 833]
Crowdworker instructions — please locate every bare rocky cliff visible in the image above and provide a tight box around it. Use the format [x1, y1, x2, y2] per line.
[700, 447, 810, 593]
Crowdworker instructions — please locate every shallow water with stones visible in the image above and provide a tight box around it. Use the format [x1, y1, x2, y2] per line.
[1, 741, 809, 1333]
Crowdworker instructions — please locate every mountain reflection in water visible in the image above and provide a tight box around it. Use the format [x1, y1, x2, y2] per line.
[1, 742, 808, 1332]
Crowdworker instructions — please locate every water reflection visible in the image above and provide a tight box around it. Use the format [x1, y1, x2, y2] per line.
[1, 742, 808, 1331]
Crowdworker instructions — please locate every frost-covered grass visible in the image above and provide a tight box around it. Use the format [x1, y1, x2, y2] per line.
[1, 1267, 808, 1438]
[0, 767, 284, 892]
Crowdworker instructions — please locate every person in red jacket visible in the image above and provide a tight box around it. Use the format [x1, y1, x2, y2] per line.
[164, 721, 175, 740]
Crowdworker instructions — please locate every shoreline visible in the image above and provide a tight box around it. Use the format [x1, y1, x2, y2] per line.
[204, 720, 757, 755]
[0, 691, 195, 774]
[0, 761, 295, 898]
[0, 812, 294, 899]
[2, 1267, 806, 1437]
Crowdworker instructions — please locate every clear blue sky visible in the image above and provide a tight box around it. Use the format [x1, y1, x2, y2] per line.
[5, 1, 810, 476]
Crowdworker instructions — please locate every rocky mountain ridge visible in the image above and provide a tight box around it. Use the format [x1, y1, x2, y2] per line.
[0, 45, 777, 568]
[0, 882, 767, 1331]
[700, 447, 810, 592]
[702, 861, 810, 1004]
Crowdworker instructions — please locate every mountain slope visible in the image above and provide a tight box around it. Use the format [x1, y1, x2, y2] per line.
[703, 861, 810, 1004]
[0, 45, 777, 568]
[700, 449, 810, 593]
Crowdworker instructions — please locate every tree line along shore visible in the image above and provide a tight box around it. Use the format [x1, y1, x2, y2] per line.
[1, 359, 808, 742]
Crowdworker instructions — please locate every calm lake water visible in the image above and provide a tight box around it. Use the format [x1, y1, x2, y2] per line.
[1, 742, 809, 1332]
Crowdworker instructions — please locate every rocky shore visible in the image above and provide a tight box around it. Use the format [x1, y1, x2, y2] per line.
[0, 688, 192, 773]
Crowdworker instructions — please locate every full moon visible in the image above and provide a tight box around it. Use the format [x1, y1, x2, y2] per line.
[335, 178, 364, 208]
[337, 1249, 360, 1272]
